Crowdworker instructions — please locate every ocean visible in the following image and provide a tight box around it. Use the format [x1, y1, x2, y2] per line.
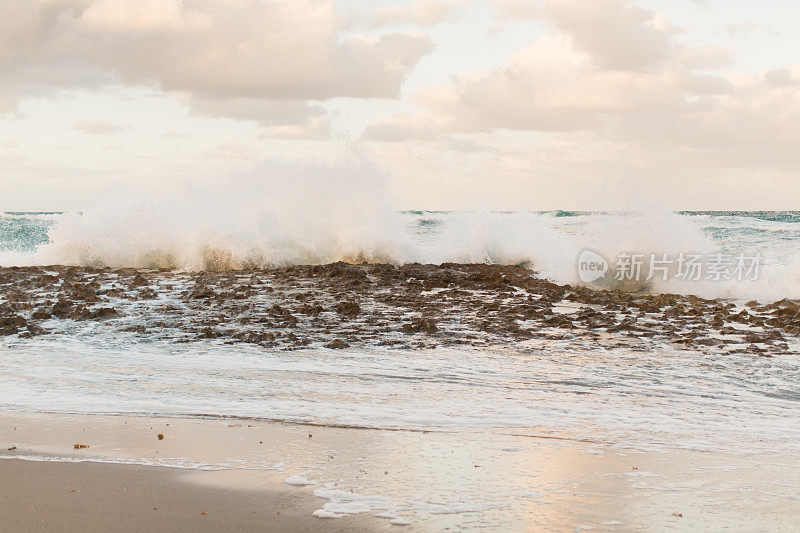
[1, 209, 799, 528]
[2, 209, 799, 299]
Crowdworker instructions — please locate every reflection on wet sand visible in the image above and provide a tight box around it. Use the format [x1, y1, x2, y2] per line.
[2, 412, 799, 530]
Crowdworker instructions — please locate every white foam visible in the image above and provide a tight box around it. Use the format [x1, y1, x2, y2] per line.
[2, 164, 798, 302]
[312, 484, 399, 519]
[284, 475, 314, 486]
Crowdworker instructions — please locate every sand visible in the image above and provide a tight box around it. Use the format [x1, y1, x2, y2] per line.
[0, 458, 398, 533]
[2, 411, 800, 531]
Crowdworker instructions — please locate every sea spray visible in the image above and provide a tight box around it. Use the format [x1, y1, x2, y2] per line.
[24, 160, 416, 270]
[0, 163, 798, 301]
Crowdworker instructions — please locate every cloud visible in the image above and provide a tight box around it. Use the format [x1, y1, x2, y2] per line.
[372, 0, 468, 27]
[365, 0, 739, 135]
[74, 120, 126, 135]
[724, 21, 777, 40]
[0, 0, 433, 128]
[363, 115, 440, 141]
[264, 117, 332, 140]
[364, 0, 800, 181]
[542, 0, 677, 72]
[493, 0, 540, 22]
[368, 30, 730, 135]
[764, 68, 799, 88]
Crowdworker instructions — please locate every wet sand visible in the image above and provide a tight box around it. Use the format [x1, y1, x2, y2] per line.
[3, 412, 800, 531]
[0, 458, 397, 533]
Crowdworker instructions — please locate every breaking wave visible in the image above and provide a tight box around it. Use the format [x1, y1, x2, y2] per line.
[1, 161, 799, 302]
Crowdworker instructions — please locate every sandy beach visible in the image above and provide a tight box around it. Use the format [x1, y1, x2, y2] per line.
[2, 411, 800, 531]
[0, 458, 396, 533]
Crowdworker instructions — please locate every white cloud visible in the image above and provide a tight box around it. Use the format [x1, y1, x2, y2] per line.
[542, 0, 677, 72]
[369, 30, 731, 135]
[0, 0, 434, 129]
[364, 0, 800, 191]
[265, 117, 332, 140]
[372, 0, 468, 27]
[74, 119, 126, 135]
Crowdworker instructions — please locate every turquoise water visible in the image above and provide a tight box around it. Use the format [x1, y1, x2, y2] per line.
[4, 210, 798, 253]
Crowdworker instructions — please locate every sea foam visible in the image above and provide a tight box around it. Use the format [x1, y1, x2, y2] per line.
[1, 161, 798, 301]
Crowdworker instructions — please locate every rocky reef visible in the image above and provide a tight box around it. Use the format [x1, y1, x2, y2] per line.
[0, 263, 798, 355]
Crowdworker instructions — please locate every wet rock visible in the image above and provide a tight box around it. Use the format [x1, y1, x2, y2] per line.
[24, 323, 46, 337]
[606, 318, 641, 333]
[137, 288, 158, 299]
[197, 327, 221, 339]
[401, 318, 438, 334]
[235, 331, 275, 344]
[325, 339, 350, 349]
[189, 287, 216, 299]
[694, 337, 724, 347]
[0, 314, 26, 335]
[130, 274, 150, 287]
[68, 306, 91, 321]
[90, 307, 118, 319]
[335, 301, 361, 317]
[297, 303, 324, 315]
[51, 299, 74, 319]
[31, 308, 52, 320]
[71, 284, 100, 303]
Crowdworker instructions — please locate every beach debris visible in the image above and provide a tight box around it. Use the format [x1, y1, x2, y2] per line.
[157, 433, 164, 440]
[7, 446, 16, 451]
[308, 433, 313, 438]
[73, 443, 89, 449]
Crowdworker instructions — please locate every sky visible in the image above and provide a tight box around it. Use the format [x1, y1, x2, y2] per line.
[1, 0, 799, 211]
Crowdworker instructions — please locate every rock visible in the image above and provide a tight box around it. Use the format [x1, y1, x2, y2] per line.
[0, 314, 26, 335]
[71, 284, 99, 303]
[51, 299, 73, 319]
[401, 318, 438, 334]
[130, 274, 150, 287]
[694, 337, 724, 347]
[325, 339, 349, 349]
[197, 327, 221, 339]
[335, 301, 361, 317]
[90, 307, 118, 319]
[31, 308, 52, 320]
[189, 287, 216, 299]
[68, 306, 91, 321]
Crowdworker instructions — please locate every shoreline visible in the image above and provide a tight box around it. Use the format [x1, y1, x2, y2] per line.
[3, 411, 800, 531]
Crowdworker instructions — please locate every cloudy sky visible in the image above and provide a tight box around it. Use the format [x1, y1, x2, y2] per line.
[1, 0, 799, 211]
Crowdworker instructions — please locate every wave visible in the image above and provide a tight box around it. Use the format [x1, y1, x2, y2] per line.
[0, 162, 798, 302]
